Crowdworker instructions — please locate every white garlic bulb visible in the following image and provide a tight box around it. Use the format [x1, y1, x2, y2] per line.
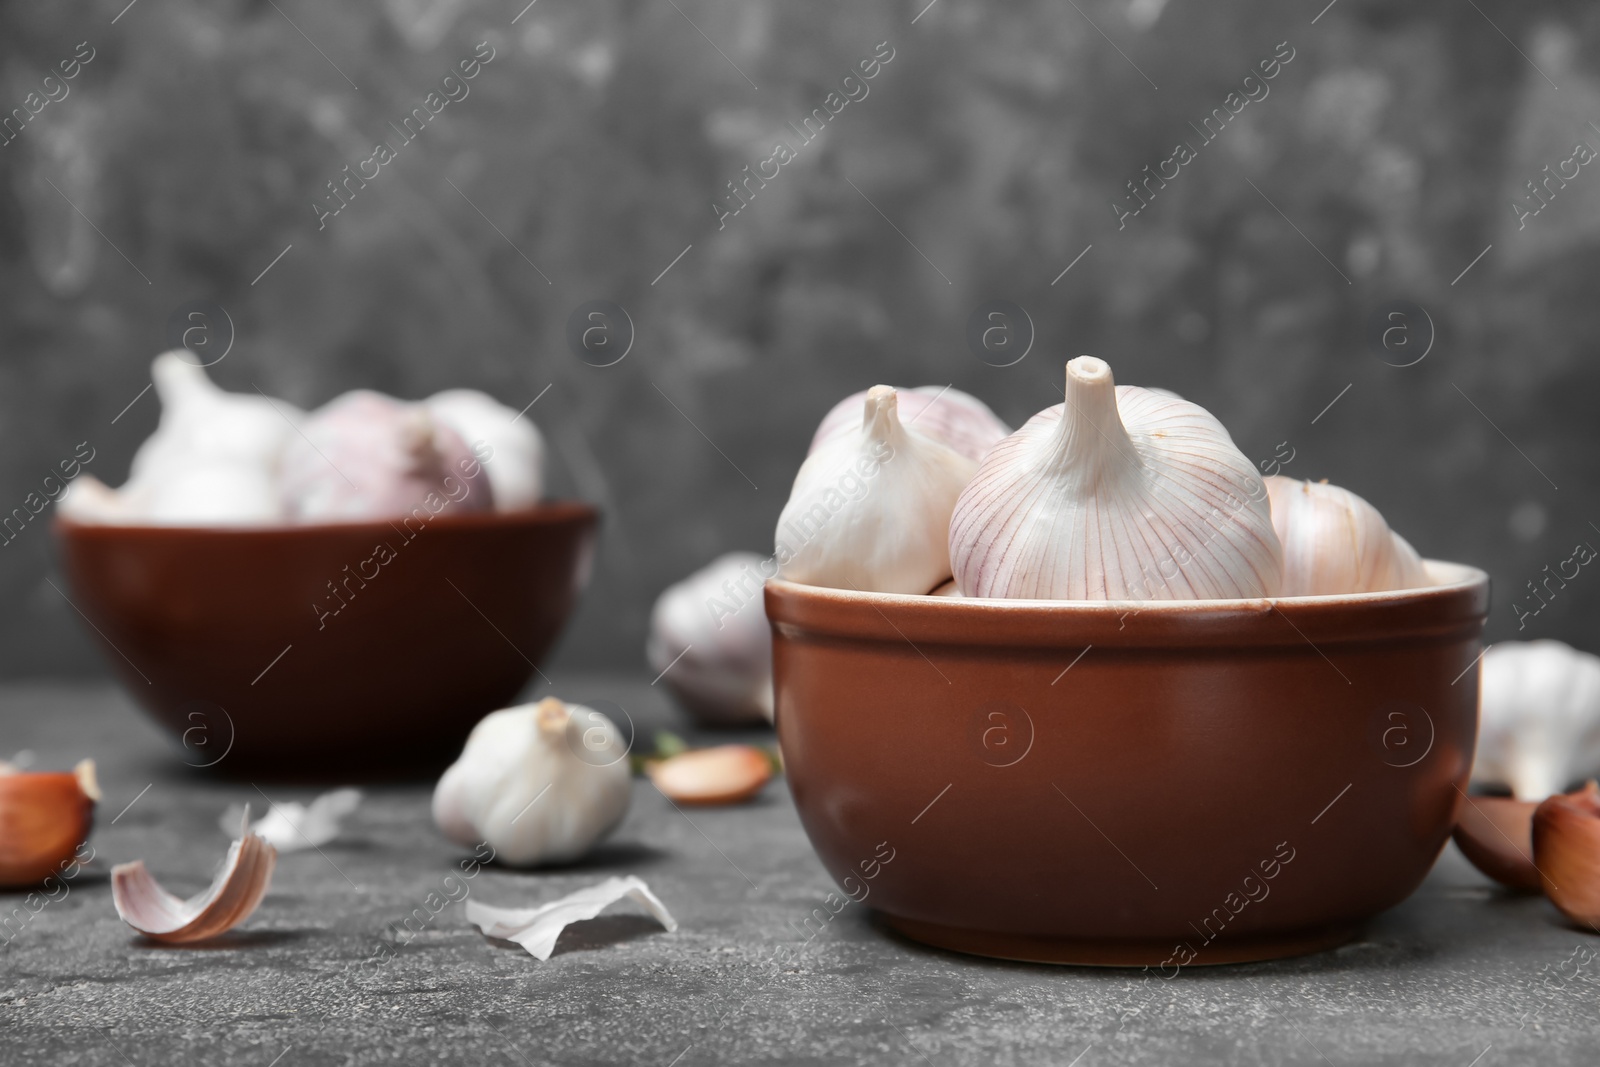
[119, 352, 302, 524]
[426, 389, 546, 511]
[949, 356, 1282, 600]
[647, 552, 774, 725]
[809, 384, 1011, 463]
[432, 697, 631, 867]
[1473, 641, 1600, 801]
[777, 386, 978, 594]
[1266, 476, 1430, 595]
[280, 391, 494, 522]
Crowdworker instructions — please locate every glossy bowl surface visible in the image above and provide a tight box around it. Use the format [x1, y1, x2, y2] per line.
[767, 562, 1489, 966]
[54, 504, 597, 775]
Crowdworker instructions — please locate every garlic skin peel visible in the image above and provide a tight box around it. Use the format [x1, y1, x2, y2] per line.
[1265, 476, 1429, 595]
[426, 389, 545, 511]
[646, 552, 773, 725]
[1472, 640, 1600, 801]
[432, 698, 631, 867]
[112, 813, 276, 944]
[949, 357, 1282, 600]
[809, 385, 1010, 464]
[777, 386, 978, 595]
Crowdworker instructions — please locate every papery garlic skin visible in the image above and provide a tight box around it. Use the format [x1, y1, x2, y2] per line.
[1472, 640, 1600, 801]
[426, 389, 545, 511]
[809, 385, 1010, 464]
[281, 391, 494, 522]
[432, 698, 631, 867]
[1265, 476, 1429, 595]
[777, 386, 978, 595]
[647, 552, 773, 725]
[950, 357, 1282, 600]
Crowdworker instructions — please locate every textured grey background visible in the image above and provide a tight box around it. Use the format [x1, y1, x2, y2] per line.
[1, 0, 1596, 677]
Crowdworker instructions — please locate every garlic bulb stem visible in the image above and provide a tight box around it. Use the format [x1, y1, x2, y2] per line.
[1053, 358, 1140, 483]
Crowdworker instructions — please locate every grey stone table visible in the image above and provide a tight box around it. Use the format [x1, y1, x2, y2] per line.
[2, 679, 1598, 1066]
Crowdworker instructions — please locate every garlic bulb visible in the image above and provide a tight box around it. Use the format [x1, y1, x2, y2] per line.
[426, 389, 545, 511]
[777, 386, 978, 594]
[281, 391, 495, 522]
[1265, 476, 1429, 595]
[647, 552, 774, 725]
[1472, 640, 1600, 801]
[432, 697, 631, 867]
[809, 385, 1011, 463]
[118, 352, 301, 524]
[949, 357, 1282, 600]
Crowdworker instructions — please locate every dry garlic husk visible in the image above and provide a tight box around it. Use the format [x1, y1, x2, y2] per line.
[432, 697, 631, 867]
[0, 760, 98, 887]
[809, 385, 1011, 464]
[1472, 641, 1600, 801]
[949, 357, 1282, 600]
[1532, 781, 1600, 926]
[111, 812, 276, 943]
[426, 389, 546, 511]
[647, 553, 773, 726]
[777, 386, 977, 594]
[1265, 476, 1429, 595]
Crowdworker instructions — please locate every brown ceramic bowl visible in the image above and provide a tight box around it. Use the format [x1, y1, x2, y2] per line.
[767, 561, 1489, 967]
[54, 504, 597, 775]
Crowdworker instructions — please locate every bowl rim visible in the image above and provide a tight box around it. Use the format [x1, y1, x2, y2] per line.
[765, 559, 1490, 650]
[52, 499, 598, 539]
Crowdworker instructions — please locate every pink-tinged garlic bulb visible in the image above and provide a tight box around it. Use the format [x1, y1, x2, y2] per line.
[1265, 476, 1429, 595]
[647, 553, 773, 726]
[425, 389, 545, 511]
[280, 391, 495, 522]
[809, 385, 1010, 464]
[778, 386, 977, 595]
[949, 357, 1282, 600]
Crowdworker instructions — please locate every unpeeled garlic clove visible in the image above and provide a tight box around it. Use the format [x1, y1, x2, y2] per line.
[111, 811, 277, 943]
[1265, 476, 1430, 595]
[432, 697, 631, 867]
[0, 759, 99, 887]
[281, 390, 495, 522]
[1472, 640, 1600, 802]
[647, 552, 774, 726]
[1532, 781, 1600, 926]
[777, 386, 977, 594]
[809, 384, 1010, 464]
[950, 357, 1282, 600]
[1452, 795, 1541, 892]
[649, 745, 772, 806]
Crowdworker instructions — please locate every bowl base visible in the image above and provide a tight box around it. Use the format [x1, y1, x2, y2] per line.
[879, 913, 1360, 967]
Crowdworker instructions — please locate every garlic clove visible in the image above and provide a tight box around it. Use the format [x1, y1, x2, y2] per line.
[1532, 781, 1600, 926]
[56, 475, 136, 524]
[219, 788, 360, 853]
[111, 810, 276, 943]
[646, 552, 774, 726]
[465, 875, 678, 960]
[777, 386, 978, 594]
[1452, 795, 1541, 891]
[0, 760, 98, 887]
[649, 745, 773, 806]
[281, 390, 496, 522]
[809, 384, 1011, 464]
[425, 389, 545, 511]
[432, 697, 632, 867]
[950, 357, 1282, 600]
[1265, 476, 1430, 595]
[1472, 641, 1600, 802]
[929, 579, 961, 597]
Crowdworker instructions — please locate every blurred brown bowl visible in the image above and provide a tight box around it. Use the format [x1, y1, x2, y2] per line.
[54, 504, 598, 776]
[767, 562, 1488, 967]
